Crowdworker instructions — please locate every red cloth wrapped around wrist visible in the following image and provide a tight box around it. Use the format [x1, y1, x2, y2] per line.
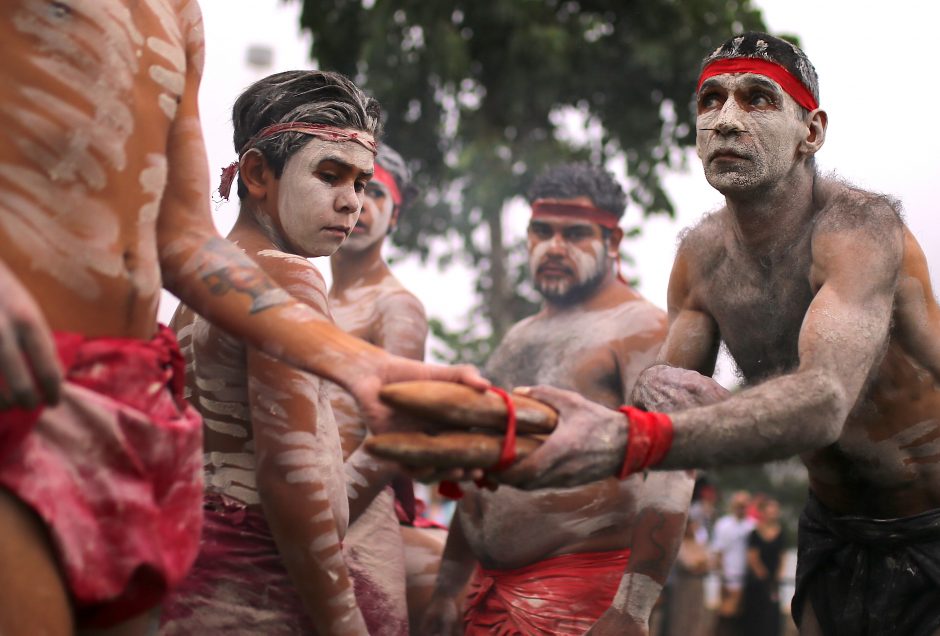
[438, 387, 517, 500]
[617, 406, 674, 479]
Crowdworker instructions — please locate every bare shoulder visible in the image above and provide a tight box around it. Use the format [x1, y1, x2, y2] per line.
[812, 176, 903, 237]
[375, 276, 427, 321]
[676, 207, 730, 278]
[253, 248, 330, 316]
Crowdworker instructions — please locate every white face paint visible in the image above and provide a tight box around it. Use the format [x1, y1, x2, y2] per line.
[527, 222, 608, 302]
[695, 72, 809, 194]
[274, 138, 373, 258]
[341, 178, 395, 253]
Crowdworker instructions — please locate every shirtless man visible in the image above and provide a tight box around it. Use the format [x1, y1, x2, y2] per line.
[0, 5, 480, 635]
[421, 163, 694, 636]
[493, 33, 940, 636]
[328, 143, 447, 632]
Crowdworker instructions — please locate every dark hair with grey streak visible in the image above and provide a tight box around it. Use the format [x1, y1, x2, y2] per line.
[375, 143, 420, 216]
[527, 162, 627, 220]
[702, 32, 819, 117]
[232, 70, 382, 199]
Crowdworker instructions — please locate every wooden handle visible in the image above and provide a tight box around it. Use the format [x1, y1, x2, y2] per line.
[379, 381, 557, 434]
[365, 431, 543, 469]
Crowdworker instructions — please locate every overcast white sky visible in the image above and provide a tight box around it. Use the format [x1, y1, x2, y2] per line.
[162, 1, 940, 377]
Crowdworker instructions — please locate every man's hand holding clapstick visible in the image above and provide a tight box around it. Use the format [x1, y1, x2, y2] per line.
[366, 381, 679, 492]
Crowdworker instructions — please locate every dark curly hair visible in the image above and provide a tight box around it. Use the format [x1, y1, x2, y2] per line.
[527, 162, 627, 220]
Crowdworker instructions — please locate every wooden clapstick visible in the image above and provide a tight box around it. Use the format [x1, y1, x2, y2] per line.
[379, 381, 557, 434]
[365, 432, 543, 469]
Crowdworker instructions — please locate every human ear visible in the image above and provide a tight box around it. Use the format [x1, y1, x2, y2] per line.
[607, 226, 624, 256]
[388, 205, 400, 234]
[800, 108, 828, 157]
[239, 149, 274, 200]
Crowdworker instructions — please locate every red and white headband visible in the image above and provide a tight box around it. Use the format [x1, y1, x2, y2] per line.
[530, 199, 620, 230]
[217, 122, 378, 201]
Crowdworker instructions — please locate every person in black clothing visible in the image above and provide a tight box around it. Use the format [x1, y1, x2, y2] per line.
[742, 497, 785, 636]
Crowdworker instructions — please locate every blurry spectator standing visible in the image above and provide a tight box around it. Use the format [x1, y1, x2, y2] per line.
[665, 517, 712, 636]
[712, 491, 755, 636]
[741, 498, 786, 636]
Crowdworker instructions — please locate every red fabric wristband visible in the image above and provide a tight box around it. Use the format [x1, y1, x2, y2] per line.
[617, 406, 674, 479]
[438, 386, 518, 500]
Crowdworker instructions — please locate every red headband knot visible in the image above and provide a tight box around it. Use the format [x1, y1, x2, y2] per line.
[697, 58, 819, 113]
[217, 122, 378, 201]
[371, 162, 403, 207]
[530, 199, 621, 230]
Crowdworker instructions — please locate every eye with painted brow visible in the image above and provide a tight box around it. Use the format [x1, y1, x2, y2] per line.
[563, 226, 596, 241]
[748, 91, 775, 108]
[528, 223, 553, 239]
[317, 170, 339, 185]
[365, 183, 385, 199]
[698, 89, 724, 111]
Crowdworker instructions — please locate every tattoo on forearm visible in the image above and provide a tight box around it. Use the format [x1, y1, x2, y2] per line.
[199, 238, 291, 313]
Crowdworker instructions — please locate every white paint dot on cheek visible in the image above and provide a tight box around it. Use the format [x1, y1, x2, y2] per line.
[569, 240, 607, 285]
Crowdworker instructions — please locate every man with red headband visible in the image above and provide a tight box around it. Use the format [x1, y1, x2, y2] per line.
[421, 163, 694, 636]
[492, 33, 940, 636]
[328, 143, 448, 633]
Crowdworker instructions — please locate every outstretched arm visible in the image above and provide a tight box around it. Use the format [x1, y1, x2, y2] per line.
[589, 341, 718, 636]
[588, 472, 694, 636]
[421, 512, 477, 636]
[500, 201, 902, 488]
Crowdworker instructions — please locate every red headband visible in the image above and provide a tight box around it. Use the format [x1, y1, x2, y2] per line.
[530, 199, 621, 230]
[697, 58, 819, 112]
[217, 122, 378, 201]
[372, 162, 402, 207]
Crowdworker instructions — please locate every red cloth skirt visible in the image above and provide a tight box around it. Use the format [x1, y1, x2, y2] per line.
[0, 325, 203, 628]
[162, 493, 407, 635]
[464, 548, 631, 636]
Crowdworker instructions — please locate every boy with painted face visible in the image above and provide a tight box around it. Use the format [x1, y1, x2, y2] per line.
[328, 144, 448, 633]
[421, 163, 694, 636]
[158, 71, 470, 635]
[492, 33, 940, 636]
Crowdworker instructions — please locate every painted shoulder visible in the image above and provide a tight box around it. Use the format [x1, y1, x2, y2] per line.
[374, 275, 427, 320]
[255, 248, 331, 317]
[674, 207, 730, 279]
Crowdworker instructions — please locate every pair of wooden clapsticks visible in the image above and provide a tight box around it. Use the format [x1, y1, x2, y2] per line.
[365, 381, 557, 469]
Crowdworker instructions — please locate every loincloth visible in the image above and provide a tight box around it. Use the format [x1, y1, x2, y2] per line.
[792, 491, 940, 636]
[0, 325, 203, 628]
[464, 548, 631, 635]
[162, 493, 407, 635]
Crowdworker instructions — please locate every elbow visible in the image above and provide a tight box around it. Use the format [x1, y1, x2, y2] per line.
[803, 370, 850, 447]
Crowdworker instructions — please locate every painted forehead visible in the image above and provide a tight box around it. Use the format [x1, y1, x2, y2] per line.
[292, 137, 375, 173]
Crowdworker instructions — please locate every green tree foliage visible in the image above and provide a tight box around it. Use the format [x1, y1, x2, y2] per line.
[297, 0, 768, 364]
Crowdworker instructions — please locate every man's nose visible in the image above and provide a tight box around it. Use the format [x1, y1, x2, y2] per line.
[546, 233, 567, 253]
[714, 99, 745, 136]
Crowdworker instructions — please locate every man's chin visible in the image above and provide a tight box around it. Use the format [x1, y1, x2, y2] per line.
[705, 170, 763, 195]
